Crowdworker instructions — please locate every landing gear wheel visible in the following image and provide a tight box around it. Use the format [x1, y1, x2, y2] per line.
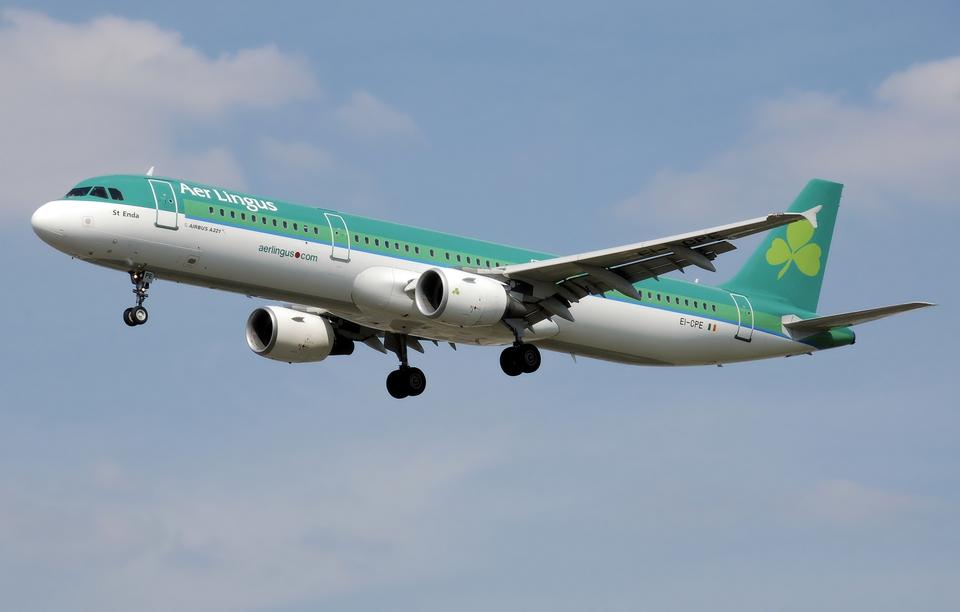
[518, 344, 541, 373]
[404, 367, 427, 396]
[131, 306, 149, 325]
[500, 347, 524, 376]
[386, 370, 408, 399]
[123, 308, 137, 327]
[386, 367, 427, 399]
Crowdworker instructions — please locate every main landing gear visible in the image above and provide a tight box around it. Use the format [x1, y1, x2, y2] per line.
[385, 333, 427, 399]
[123, 270, 153, 327]
[499, 343, 541, 377]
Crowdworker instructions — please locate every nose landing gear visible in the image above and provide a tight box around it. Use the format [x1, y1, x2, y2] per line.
[123, 270, 154, 327]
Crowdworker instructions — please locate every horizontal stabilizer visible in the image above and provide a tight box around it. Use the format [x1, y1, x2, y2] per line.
[784, 302, 934, 334]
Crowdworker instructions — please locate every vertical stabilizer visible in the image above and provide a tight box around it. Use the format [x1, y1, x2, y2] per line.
[722, 179, 842, 313]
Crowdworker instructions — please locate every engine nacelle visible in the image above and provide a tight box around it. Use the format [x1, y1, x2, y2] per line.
[245, 306, 354, 363]
[414, 268, 510, 327]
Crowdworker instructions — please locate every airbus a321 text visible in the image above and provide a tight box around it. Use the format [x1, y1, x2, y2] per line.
[31, 173, 932, 398]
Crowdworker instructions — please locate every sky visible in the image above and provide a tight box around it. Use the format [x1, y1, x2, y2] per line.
[0, 2, 958, 611]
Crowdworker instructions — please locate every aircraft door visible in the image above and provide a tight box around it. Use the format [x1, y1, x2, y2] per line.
[324, 213, 351, 261]
[149, 179, 179, 230]
[730, 293, 754, 342]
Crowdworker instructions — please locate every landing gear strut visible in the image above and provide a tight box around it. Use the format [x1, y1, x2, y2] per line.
[385, 333, 427, 399]
[500, 343, 541, 376]
[123, 270, 153, 327]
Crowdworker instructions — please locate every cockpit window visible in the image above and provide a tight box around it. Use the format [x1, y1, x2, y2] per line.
[108, 187, 123, 201]
[90, 186, 108, 198]
[66, 187, 91, 197]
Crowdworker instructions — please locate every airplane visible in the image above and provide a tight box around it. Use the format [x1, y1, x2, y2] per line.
[31, 174, 932, 398]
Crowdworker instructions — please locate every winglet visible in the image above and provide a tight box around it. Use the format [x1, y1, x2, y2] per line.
[801, 204, 822, 229]
[146, 166, 155, 177]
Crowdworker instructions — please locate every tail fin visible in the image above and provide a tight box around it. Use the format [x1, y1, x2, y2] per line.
[722, 179, 842, 313]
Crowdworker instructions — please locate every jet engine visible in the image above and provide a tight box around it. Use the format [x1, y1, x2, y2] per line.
[245, 306, 354, 363]
[414, 268, 511, 326]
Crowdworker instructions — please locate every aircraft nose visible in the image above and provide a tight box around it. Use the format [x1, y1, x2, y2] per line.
[31, 201, 66, 242]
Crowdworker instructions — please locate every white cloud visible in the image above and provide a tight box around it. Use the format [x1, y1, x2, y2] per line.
[260, 138, 337, 173]
[617, 56, 960, 221]
[335, 91, 420, 139]
[0, 437, 509, 612]
[0, 9, 320, 220]
[795, 479, 928, 527]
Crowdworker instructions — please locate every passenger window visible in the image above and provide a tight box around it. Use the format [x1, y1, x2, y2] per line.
[445, 253, 450, 260]
[90, 186, 108, 198]
[220, 208, 225, 216]
[108, 188, 124, 200]
[430, 249, 435, 257]
[241, 213, 247, 221]
[375, 239, 380, 246]
[415, 247, 420, 254]
[405, 244, 410, 252]
[252, 215, 257, 223]
[354, 234, 359, 242]
[456, 254, 462, 262]
[712, 304, 717, 311]
[657, 294, 662, 302]
[293, 223, 298, 230]
[314, 226, 318, 234]
[394, 242, 400, 250]
[272, 219, 278, 227]
[486, 260, 491, 267]
[230, 211, 236, 218]
[685, 299, 689, 306]
[208, 206, 214, 214]
[466, 256, 471, 264]
[66, 187, 91, 197]
[365, 237, 370, 244]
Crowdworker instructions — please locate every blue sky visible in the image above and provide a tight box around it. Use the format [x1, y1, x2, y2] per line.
[1, 2, 957, 611]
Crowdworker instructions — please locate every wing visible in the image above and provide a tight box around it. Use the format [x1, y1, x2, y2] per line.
[784, 302, 934, 334]
[475, 206, 821, 324]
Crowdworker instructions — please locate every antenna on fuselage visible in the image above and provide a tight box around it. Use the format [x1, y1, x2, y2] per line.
[146, 166, 155, 177]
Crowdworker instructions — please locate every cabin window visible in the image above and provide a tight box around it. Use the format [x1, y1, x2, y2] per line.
[657, 294, 662, 302]
[108, 188, 124, 200]
[272, 219, 277, 226]
[364, 236, 370, 244]
[90, 186, 108, 198]
[466, 256, 471, 264]
[456, 254, 462, 262]
[486, 260, 491, 267]
[375, 239, 380, 246]
[429, 249, 435, 257]
[415, 246, 420, 254]
[219, 208, 225, 216]
[354, 234, 359, 242]
[712, 304, 717, 311]
[405, 244, 410, 252]
[282, 221, 288, 229]
[292, 223, 298, 230]
[314, 226, 319, 234]
[394, 242, 399, 250]
[208, 206, 214, 214]
[251, 215, 257, 223]
[693, 301, 698, 308]
[684, 299, 689, 306]
[445, 252, 450, 260]
[230, 211, 236, 219]
[65, 187, 91, 197]
[495, 262, 500, 267]
[262, 217, 267, 224]
[241, 213, 247, 221]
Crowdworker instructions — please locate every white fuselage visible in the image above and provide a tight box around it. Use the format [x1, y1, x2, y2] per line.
[31, 199, 813, 365]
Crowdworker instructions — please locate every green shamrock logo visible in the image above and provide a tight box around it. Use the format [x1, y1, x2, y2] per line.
[765, 220, 821, 279]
